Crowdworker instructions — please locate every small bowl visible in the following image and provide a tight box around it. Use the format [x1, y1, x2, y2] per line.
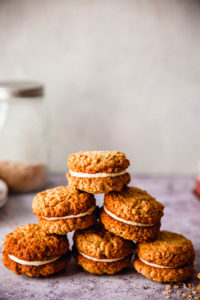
[0, 179, 8, 208]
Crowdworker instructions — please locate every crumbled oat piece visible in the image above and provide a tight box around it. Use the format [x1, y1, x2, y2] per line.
[166, 285, 171, 290]
[182, 293, 192, 299]
[162, 290, 172, 295]
[188, 284, 192, 290]
[177, 290, 182, 295]
[165, 296, 171, 299]
[192, 290, 197, 294]
[174, 284, 179, 288]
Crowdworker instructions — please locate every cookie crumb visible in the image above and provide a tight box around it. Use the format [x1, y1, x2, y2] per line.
[182, 292, 192, 299]
[197, 273, 200, 280]
[166, 285, 171, 290]
[188, 283, 192, 290]
[177, 290, 182, 294]
[197, 285, 200, 292]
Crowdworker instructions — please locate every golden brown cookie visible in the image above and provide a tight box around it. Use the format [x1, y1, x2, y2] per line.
[134, 231, 195, 282]
[32, 186, 97, 235]
[67, 151, 130, 193]
[2, 224, 70, 277]
[134, 259, 194, 283]
[100, 186, 164, 242]
[73, 225, 133, 275]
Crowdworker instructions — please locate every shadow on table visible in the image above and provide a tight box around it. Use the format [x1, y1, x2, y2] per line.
[44, 257, 136, 280]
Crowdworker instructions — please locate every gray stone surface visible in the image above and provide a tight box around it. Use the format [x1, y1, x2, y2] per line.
[0, 174, 200, 300]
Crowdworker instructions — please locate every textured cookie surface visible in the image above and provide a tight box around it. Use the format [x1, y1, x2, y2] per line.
[38, 211, 98, 235]
[32, 185, 95, 218]
[3, 224, 69, 261]
[134, 259, 194, 283]
[67, 151, 130, 173]
[74, 225, 133, 259]
[67, 172, 131, 194]
[100, 209, 160, 242]
[104, 186, 164, 224]
[136, 231, 195, 267]
[2, 254, 70, 277]
[75, 253, 131, 275]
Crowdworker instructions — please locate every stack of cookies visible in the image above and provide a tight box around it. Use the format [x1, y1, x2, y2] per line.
[2, 150, 195, 283]
[2, 187, 99, 277]
[67, 151, 195, 281]
[66, 151, 133, 274]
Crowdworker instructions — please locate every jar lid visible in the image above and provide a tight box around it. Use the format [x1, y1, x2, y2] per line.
[0, 81, 44, 99]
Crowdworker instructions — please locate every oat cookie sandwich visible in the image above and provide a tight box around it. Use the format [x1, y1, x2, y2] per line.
[32, 186, 97, 235]
[100, 186, 164, 242]
[67, 151, 130, 194]
[134, 231, 195, 282]
[2, 224, 70, 277]
[73, 225, 133, 275]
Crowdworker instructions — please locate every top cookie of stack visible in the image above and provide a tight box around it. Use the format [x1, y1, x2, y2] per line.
[67, 151, 130, 194]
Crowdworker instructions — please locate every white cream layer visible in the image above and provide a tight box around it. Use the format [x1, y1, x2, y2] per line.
[8, 254, 61, 266]
[42, 206, 95, 221]
[69, 170, 126, 178]
[139, 257, 175, 269]
[103, 206, 154, 227]
[79, 252, 126, 263]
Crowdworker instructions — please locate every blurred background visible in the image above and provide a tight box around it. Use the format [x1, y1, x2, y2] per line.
[0, 0, 200, 175]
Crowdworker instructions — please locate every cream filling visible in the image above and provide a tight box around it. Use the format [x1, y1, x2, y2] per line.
[69, 169, 127, 178]
[79, 252, 127, 262]
[139, 257, 175, 269]
[42, 206, 95, 221]
[103, 206, 154, 227]
[8, 255, 61, 266]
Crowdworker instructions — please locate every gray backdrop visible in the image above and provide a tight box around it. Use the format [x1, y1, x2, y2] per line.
[0, 0, 200, 174]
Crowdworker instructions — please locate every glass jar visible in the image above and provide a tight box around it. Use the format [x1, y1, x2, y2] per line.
[0, 81, 49, 192]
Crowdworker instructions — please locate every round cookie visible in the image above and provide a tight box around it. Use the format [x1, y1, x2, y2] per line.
[32, 186, 97, 235]
[100, 186, 164, 242]
[73, 225, 133, 275]
[67, 151, 130, 194]
[134, 231, 195, 282]
[2, 224, 70, 277]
